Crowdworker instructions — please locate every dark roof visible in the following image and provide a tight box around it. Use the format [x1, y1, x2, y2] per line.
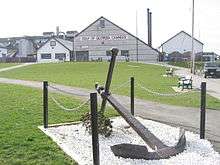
[75, 16, 160, 54]
[161, 31, 204, 46]
[0, 46, 7, 49]
[37, 37, 72, 51]
[0, 36, 48, 42]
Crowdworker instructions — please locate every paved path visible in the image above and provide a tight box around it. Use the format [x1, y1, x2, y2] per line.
[0, 63, 35, 73]
[143, 62, 220, 100]
[174, 68, 220, 100]
[0, 77, 220, 153]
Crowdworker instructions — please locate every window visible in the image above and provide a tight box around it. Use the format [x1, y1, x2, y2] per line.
[121, 50, 129, 57]
[106, 50, 111, 56]
[100, 20, 105, 28]
[50, 41, 56, 46]
[41, 53, 51, 59]
[55, 53, 66, 60]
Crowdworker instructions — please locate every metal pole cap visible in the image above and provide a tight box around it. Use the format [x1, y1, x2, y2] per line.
[111, 48, 119, 56]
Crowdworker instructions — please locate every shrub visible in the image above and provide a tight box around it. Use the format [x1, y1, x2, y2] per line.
[81, 111, 113, 137]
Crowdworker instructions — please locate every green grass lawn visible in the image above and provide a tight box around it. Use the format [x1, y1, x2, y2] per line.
[0, 62, 219, 109]
[0, 83, 117, 164]
[0, 63, 18, 69]
[168, 61, 204, 70]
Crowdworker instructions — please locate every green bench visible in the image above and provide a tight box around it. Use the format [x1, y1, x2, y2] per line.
[178, 75, 193, 90]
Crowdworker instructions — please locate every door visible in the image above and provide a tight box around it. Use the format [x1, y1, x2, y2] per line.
[75, 51, 89, 61]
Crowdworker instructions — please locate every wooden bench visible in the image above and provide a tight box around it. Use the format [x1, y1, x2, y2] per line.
[178, 75, 193, 90]
[166, 68, 173, 76]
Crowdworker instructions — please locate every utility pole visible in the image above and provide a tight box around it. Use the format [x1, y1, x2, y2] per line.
[191, 0, 195, 74]
[136, 10, 139, 62]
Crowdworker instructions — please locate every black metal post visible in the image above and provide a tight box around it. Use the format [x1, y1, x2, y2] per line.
[43, 81, 48, 128]
[100, 48, 118, 113]
[147, 8, 151, 46]
[149, 12, 152, 47]
[200, 82, 206, 139]
[130, 77, 134, 115]
[90, 93, 100, 165]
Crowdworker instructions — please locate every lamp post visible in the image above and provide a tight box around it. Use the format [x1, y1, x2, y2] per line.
[191, 0, 195, 74]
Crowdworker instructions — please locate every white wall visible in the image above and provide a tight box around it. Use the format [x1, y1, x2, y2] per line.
[74, 17, 159, 62]
[0, 48, 7, 57]
[37, 38, 70, 63]
[162, 32, 203, 54]
[18, 39, 35, 57]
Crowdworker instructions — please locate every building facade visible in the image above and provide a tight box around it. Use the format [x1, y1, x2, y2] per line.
[73, 17, 159, 62]
[0, 16, 160, 62]
[37, 37, 72, 63]
[17, 39, 35, 57]
[160, 31, 203, 55]
[0, 46, 7, 57]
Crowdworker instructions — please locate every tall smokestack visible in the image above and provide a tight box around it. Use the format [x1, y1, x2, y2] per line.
[147, 9, 152, 47]
[149, 12, 152, 47]
[56, 26, 59, 36]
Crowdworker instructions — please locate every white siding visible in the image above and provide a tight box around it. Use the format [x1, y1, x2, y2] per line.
[74, 17, 159, 62]
[0, 48, 7, 57]
[37, 38, 71, 63]
[162, 32, 203, 54]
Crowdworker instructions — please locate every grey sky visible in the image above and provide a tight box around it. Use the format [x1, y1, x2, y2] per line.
[0, 0, 219, 53]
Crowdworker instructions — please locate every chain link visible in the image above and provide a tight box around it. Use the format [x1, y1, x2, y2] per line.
[136, 81, 197, 97]
[48, 84, 88, 97]
[111, 80, 130, 92]
[49, 95, 90, 111]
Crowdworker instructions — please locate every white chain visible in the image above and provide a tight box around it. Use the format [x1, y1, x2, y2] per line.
[111, 80, 130, 92]
[48, 85, 88, 97]
[136, 82, 197, 97]
[50, 95, 90, 111]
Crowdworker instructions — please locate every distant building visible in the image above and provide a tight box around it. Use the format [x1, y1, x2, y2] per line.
[0, 46, 7, 57]
[73, 16, 159, 62]
[197, 52, 219, 62]
[37, 37, 73, 63]
[160, 31, 203, 55]
[0, 16, 160, 62]
[17, 38, 35, 57]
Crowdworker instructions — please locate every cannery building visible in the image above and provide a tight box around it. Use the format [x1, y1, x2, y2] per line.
[73, 16, 159, 62]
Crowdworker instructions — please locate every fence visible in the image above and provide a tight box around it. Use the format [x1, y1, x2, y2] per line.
[0, 57, 36, 63]
[42, 78, 207, 164]
[42, 81, 90, 128]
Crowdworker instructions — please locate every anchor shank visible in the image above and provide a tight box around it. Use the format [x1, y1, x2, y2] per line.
[101, 92, 167, 150]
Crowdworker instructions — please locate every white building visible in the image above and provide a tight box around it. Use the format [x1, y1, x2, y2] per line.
[37, 37, 73, 63]
[160, 31, 203, 54]
[73, 16, 159, 62]
[0, 46, 7, 57]
[18, 38, 35, 57]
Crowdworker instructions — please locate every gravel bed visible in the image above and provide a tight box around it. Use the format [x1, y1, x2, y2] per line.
[39, 117, 220, 165]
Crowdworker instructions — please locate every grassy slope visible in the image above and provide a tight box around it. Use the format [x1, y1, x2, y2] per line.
[0, 83, 117, 164]
[0, 62, 219, 109]
[0, 63, 18, 69]
[168, 61, 204, 70]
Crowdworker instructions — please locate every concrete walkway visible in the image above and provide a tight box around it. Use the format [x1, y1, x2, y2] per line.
[0, 77, 220, 153]
[0, 63, 35, 73]
[141, 62, 220, 100]
[174, 68, 220, 100]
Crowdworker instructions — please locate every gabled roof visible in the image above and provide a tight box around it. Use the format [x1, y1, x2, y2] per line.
[75, 16, 160, 54]
[0, 43, 7, 48]
[161, 31, 204, 46]
[56, 38, 73, 50]
[0, 46, 7, 49]
[37, 37, 73, 51]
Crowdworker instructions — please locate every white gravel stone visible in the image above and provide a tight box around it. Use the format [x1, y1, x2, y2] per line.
[39, 117, 220, 165]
